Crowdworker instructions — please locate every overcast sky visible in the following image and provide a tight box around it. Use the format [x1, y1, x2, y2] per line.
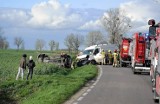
[0, 0, 160, 50]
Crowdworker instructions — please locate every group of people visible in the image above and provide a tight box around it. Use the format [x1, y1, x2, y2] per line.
[101, 49, 120, 67]
[16, 52, 72, 80]
[16, 54, 36, 80]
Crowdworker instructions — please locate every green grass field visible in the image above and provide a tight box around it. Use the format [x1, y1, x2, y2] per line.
[0, 49, 97, 104]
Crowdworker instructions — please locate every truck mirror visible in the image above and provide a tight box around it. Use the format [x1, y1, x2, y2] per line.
[149, 26, 156, 36]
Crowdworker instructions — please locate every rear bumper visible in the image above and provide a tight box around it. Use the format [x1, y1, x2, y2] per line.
[121, 60, 131, 63]
[134, 67, 150, 72]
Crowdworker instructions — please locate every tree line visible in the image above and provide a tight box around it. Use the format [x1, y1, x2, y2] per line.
[0, 30, 105, 52]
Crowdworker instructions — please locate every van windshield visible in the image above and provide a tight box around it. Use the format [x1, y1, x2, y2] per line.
[83, 49, 93, 55]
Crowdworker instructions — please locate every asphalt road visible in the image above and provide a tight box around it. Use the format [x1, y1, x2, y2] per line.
[74, 65, 157, 104]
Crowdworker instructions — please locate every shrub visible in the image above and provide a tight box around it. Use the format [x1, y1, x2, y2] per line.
[34, 63, 71, 75]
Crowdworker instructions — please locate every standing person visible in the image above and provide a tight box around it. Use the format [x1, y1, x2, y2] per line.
[63, 54, 72, 68]
[27, 56, 36, 80]
[16, 54, 27, 80]
[113, 50, 118, 67]
[105, 51, 109, 64]
[108, 50, 113, 65]
[101, 49, 106, 65]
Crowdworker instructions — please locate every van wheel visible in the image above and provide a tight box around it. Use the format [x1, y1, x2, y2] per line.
[90, 60, 96, 65]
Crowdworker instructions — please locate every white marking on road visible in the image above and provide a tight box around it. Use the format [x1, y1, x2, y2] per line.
[77, 97, 83, 101]
[90, 85, 94, 89]
[87, 89, 91, 92]
[93, 82, 97, 85]
[82, 92, 88, 96]
[74, 65, 103, 104]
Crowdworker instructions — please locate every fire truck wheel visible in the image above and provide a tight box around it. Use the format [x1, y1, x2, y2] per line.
[120, 60, 122, 67]
[153, 89, 159, 102]
[153, 89, 156, 102]
[133, 69, 136, 74]
[121, 63, 123, 67]
[152, 80, 156, 92]
[152, 73, 155, 92]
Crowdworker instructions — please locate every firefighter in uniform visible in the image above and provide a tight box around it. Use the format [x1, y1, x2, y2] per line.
[101, 49, 106, 65]
[108, 50, 113, 65]
[113, 49, 118, 67]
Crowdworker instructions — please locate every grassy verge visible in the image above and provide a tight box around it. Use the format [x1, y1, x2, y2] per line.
[0, 65, 97, 104]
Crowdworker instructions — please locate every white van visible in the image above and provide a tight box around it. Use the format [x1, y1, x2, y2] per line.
[77, 45, 97, 60]
[90, 44, 118, 64]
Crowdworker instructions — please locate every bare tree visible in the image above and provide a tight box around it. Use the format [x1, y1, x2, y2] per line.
[14, 37, 23, 50]
[101, 8, 131, 47]
[49, 40, 55, 51]
[72, 34, 84, 53]
[35, 39, 45, 51]
[0, 35, 9, 49]
[64, 33, 74, 53]
[0, 28, 9, 49]
[0, 35, 5, 49]
[4, 41, 9, 49]
[21, 42, 25, 50]
[64, 33, 84, 53]
[55, 42, 59, 51]
[86, 31, 104, 46]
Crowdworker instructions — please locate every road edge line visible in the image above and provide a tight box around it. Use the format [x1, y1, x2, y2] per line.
[63, 65, 103, 104]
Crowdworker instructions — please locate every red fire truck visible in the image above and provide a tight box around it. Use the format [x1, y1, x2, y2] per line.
[131, 32, 151, 74]
[148, 19, 160, 101]
[152, 27, 160, 102]
[148, 19, 160, 94]
[120, 38, 132, 67]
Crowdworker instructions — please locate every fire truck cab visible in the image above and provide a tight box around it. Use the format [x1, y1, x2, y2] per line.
[120, 38, 132, 67]
[131, 32, 151, 74]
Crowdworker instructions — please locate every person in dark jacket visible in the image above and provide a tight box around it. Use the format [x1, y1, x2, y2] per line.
[63, 54, 72, 68]
[16, 54, 27, 80]
[26, 56, 36, 80]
